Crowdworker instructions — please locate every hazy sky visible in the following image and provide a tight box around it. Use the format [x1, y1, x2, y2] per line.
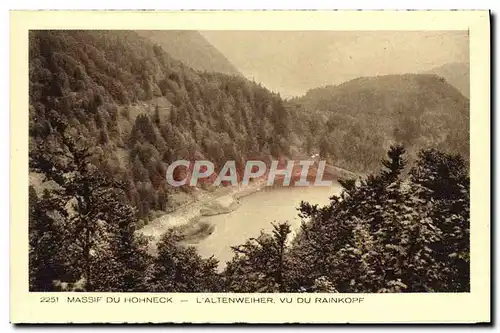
[201, 31, 469, 98]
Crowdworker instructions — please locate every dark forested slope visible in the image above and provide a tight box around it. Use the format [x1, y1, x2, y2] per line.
[29, 30, 290, 224]
[136, 30, 242, 76]
[288, 74, 469, 173]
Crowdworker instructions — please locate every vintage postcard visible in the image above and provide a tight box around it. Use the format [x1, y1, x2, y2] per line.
[10, 10, 490, 324]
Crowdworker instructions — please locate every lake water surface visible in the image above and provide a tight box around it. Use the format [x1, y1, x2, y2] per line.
[195, 184, 343, 269]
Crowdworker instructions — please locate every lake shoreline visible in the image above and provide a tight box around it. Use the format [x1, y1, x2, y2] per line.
[138, 177, 268, 244]
[137, 162, 355, 254]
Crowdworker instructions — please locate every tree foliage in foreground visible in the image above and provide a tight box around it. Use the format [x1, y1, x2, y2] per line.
[29, 115, 151, 292]
[285, 145, 470, 292]
[144, 230, 221, 292]
[222, 223, 292, 292]
[29, 145, 469, 293]
[29, 115, 221, 292]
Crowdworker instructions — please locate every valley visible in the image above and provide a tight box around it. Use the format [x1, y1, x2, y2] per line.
[28, 29, 471, 293]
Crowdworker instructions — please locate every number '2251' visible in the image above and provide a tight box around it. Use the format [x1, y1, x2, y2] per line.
[40, 296, 59, 303]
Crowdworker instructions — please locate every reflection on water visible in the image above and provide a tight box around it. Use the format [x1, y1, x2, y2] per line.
[195, 184, 343, 270]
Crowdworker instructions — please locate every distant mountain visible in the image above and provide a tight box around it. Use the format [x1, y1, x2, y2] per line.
[136, 30, 242, 76]
[423, 62, 469, 98]
[288, 74, 469, 172]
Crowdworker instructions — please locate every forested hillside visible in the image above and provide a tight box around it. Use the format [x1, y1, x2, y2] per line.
[28, 30, 470, 293]
[288, 74, 469, 173]
[29, 30, 290, 224]
[29, 144, 470, 292]
[136, 30, 242, 76]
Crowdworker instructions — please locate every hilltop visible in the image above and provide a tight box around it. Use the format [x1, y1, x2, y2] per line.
[288, 74, 469, 172]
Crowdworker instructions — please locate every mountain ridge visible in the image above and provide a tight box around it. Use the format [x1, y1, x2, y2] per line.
[422, 62, 469, 98]
[136, 30, 242, 77]
[288, 73, 469, 172]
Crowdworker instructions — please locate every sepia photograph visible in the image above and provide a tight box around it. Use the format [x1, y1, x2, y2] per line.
[28, 29, 472, 294]
[10, 10, 490, 324]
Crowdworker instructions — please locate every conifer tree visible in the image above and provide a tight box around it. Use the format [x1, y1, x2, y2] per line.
[223, 222, 292, 292]
[29, 114, 150, 291]
[146, 231, 220, 292]
[29, 187, 65, 291]
[381, 145, 407, 182]
[285, 146, 469, 293]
